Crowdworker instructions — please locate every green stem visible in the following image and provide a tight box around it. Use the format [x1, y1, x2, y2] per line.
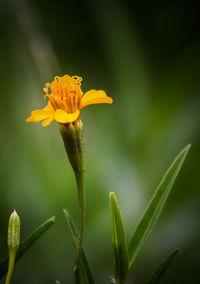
[5, 250, 16, 284]
[59, 120, 85, 284]
[74, 170, 85, 284]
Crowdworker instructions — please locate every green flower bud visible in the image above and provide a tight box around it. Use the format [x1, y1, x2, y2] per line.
[8, 210, 20, 251]
[5, 210, 20, 284]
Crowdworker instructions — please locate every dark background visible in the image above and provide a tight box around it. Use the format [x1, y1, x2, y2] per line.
[0, 0, 200, 283]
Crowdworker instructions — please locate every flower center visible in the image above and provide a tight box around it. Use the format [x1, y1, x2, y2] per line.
[43, 75, 83, 113]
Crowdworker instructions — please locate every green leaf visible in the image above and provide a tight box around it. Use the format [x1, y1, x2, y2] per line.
[0, 216, 55, 279]
[110, 192, 129, 284]
[128, 144, 191, 268]
[146, 249, 179, 284]
[63, 209, 95, 284]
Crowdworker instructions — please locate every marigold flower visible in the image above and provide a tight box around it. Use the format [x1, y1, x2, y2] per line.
[26, 75, 113, 126]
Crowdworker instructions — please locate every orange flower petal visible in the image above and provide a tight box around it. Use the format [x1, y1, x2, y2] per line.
[54, 109, 80, 123]
[42, 117, 54, 127]
[81, 90, 113, 108]
[26, 116, 36, 122]
[82, 89, 107, 101]
[27, 110, 49, 122]
[26, 102, 54, 123]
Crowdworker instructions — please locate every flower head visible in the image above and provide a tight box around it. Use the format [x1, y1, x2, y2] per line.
[26, 75, 113, 126]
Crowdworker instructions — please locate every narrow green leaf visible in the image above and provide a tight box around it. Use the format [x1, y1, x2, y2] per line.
[110, 192, 129, 284]
[146, 249, 179, 284]
[63, 209, 95, 284]
[128, 144, 191, 268]
[0, 216, 55, 279]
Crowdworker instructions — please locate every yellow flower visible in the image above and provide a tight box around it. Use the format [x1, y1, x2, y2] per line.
[26, 75, 113, 127]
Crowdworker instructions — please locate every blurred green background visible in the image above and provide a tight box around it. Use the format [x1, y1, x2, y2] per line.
[0, 0, 199, 283]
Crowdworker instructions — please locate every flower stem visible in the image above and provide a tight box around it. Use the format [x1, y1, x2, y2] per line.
[59, 120, 85, 284]
[74, 169, 85, 284]
[5, 250, 16, 284]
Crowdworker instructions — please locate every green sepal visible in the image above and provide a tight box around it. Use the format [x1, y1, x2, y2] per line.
[59, 119, 84, 173]
[110, 192, 129, 284]
[146, 249, 179, 284]
[0, 216, 56, 279]
[128, 144, 191, 268]
[63, 209, 95, 284]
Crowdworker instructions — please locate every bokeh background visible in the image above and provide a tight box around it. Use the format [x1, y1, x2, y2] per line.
[0, 0, 200, 283]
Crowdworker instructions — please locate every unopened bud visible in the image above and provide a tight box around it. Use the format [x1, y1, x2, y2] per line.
[8, 210, 20, 251]
[5, 210, 20, 284]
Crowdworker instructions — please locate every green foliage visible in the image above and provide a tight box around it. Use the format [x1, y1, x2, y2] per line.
[146, 249, 179, 284]
[110, 192, 129, 284]
[63, 209, 95, 284]
[0, 216, 55, 279]
[128, 145, 191, 268]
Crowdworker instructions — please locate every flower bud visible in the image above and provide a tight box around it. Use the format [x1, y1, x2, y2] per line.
[5, 211, 20, 284]
[8, 210, 20, 251]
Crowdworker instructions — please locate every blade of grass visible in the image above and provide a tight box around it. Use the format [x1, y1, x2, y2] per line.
[128, 144, 191, 268]
[63, 209, 95, 284]
[0, 216, 55, 279]
[146, 249, 179, 284]
[110, 192, 129, 284]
